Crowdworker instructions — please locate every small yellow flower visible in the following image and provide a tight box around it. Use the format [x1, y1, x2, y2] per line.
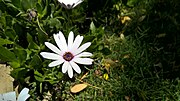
[121, 16, 131, 24]
[103, 73, 109, 80]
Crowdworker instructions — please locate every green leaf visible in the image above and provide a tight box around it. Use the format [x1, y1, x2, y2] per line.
[6, 2, 20, 12]
[27, 33, 40, 50]
[37, 29, 48, 44]
[5, 28, 16, 40]
[34, 70, 44, 82]
[98, 44, 104, 51]
[46, 79, 58, 84]
[48, 18, 61, 29]
[21, 0, 31, 11]
[14, 48, 27, 63]
[50, 3, 55, 16]
[0, 38, 14, 46]
[34, 70, 43, 77]
[10, 68, 26, 81]
[87, 41, 98, 52]
[36, 2, 43, 14]
[13, 21, 23, 36]
[0, 46, 17, 62]
[25, 49, 32, 60]
[56, 72, 63, 80]
[11, 0, 21, 8]
[9, 61, 21, 68]
[30, 54, 42, 68]
[6, 14, 13, 26]
[90, 21, 96, 33]
[41, 5, 48, 19]
[3, 0, 11, 2]
[83, 35, 96, 43]
[28, 41, 40, 50]
[127, 0, 139, 7]
[29, 0, 37, 8]
[0, 12, 6, 24]
[27, 33, 33, 42]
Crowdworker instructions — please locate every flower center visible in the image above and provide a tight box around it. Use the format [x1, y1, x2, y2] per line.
[67, 3, 74, 9]
[63, 52, 74, 61]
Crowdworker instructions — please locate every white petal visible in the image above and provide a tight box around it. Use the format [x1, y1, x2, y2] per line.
[45, 42, 62, 55]
[48, 59, 65, 67]
[58, 0, 83, 7]
[74, 42, 91, 55]
[70, 61, 81, 74]
[58, 0, 83, 9]
[57, 0, 64, 3]
[0, 92, 16, 101]
[75, 52, 93, 57]
[17, 88, 30, 101]
[73, 0, 83, 8]
[68, 64, 73, 78]
[53, 33, 64, 51]
[58, 31, 68, 51]
[58, 0, 72, 5]
[18, 88, 29, 96]
[71, 35, 83, 51]
[68, 31, 74, 49]
[73, 57, 93, 65]
[17, 95, 30, 101]
[62, 61, 69, 73]
[53, 31, 67, 52]
[40, 52, 60, 60]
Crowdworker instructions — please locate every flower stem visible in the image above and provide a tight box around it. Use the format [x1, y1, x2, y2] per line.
[37, 17, 48, 36]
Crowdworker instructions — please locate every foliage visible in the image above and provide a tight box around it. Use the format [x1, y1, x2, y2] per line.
[0, 0, 180, 100]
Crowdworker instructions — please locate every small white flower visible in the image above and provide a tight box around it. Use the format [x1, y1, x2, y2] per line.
[0, 88, 30, 101]
[57, 0, 83, 9]
[40, 31, 93, 78]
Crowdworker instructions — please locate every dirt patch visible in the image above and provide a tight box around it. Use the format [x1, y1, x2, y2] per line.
[0, 64, 14, 93]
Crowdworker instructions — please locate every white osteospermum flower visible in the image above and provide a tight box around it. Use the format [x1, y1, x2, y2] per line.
[0, 88, 30, 101]
[40, 31, 93, 78]
[58, 0, 83, 9]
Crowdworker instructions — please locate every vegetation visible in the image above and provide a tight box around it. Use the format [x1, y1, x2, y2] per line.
[0, 0, 180, 100]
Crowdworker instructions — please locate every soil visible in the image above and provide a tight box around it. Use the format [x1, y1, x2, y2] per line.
[0, 64, 14, 93]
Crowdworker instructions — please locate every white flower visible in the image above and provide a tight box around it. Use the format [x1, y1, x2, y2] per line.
[58, 0, 83, 9]
[0, 88, 30, 101]
[40, 31, 93, 78]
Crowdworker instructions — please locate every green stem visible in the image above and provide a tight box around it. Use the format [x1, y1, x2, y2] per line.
[37, 17, 48, 36]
